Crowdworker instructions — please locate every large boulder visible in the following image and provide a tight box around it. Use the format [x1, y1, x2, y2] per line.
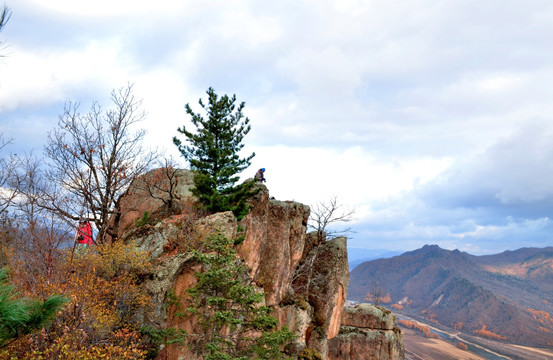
[328, 304, 404, 360]
[141, 211, 238, 360]
[143, 253, 195, 326]
[140, 211, 237, 317]
[341, 303, 397, 330]
[130, 211, 236, 259]
[117, 168, 195, 238]
[237, 185, 310, 306]
[300, 237, 349, 356]
[327, 326, 404, 360]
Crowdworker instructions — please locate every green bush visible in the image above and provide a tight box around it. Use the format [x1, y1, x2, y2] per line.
[135, 211, 151, 228]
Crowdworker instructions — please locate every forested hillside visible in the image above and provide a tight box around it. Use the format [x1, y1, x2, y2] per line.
[349, 245, 553, 347]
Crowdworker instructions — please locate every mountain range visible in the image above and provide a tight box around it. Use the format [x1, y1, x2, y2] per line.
[348, 245, 553, 347]
[347, 247, 402, 270]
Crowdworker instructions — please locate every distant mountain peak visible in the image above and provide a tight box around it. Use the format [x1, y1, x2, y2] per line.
[402, 244, 443, 256]
[349, 244, 553, 348]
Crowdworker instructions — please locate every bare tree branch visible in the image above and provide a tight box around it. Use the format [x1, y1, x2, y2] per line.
[308, 195, 355, 242]
[0, 5, 9, 31]
[7, 154, 72, 290]
[43, 84, 157, 244]
[0, 5, 11, 56]
[0, 133, 18, 215]
[132, 156, 182, 214]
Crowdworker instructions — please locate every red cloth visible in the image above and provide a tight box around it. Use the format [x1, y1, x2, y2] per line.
[76, 221, 93, 246]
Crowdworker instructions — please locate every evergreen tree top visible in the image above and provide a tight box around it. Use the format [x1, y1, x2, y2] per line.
[173, 87, 255, 192]
[173, 88, 258, 218]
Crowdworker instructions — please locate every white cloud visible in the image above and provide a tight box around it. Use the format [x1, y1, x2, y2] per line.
[5, 0, 553, 255]
[23, 0, 196, 18]
[0, 40, 133, 112]
[248, 145, 450, 211]
[422, 123, 553, 207]
[277, 45, 363, 101]
[476, 74, 522, 92]
[214, 8, 283, 47]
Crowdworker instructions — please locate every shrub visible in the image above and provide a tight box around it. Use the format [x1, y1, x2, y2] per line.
[0, 268, 68, 349]
[456, 342, 468, 351]
[298, 348, 323, 360]
[135, 211, 151, 228]
[3, 242, 156, 358]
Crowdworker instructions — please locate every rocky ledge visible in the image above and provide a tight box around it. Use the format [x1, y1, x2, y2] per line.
[328, 304, 404, 360]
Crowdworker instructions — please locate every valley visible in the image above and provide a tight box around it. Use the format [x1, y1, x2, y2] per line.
[349, 245, 553, 348]
[399, 314, 553, 360]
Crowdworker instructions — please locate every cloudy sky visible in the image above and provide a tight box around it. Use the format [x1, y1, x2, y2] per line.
[2, 0, 553, 255]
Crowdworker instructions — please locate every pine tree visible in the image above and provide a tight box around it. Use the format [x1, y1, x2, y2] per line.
[173, 88, 256, 218]
[0, 268, 68, 348]
[185, 232, 295, 360]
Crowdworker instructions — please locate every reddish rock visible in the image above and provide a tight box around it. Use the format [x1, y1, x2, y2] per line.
[327, 326, 404, 360]
[341, 303, 397, 330]
[117, 168, 195, 238]
[123, 170, 404, 359]
[196, 211, 237, 240]
[274, 304, 312, 346]
[157, 260, 202, 360]
[301, 237, 349, 356]
[144, 252, 195, 326]
[237, 185, 310, 306]
[328, 303, 404, 360]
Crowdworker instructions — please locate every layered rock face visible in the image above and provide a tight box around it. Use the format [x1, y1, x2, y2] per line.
[328, 304, 404, 360]
[120, 169, 403, 359]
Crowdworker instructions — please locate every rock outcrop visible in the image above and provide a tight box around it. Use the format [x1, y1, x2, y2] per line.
[117, 168, 195, 238]
[236, 190, 311, 307]
[118, 168, 403, 359]
[292, 237, 349, 355]
[328, 304, 404, 360]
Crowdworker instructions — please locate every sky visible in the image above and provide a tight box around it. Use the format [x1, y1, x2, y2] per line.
[2, 0, 553, 255]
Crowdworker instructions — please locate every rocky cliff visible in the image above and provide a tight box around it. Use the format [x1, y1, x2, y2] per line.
[328, 304, 404, 360]
[118, 168, 404, 359]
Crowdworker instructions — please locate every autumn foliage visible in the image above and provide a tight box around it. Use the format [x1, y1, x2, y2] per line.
[390, 297, 412, 310]
[398, 319, 440, 339]
[527, 308, 553, 332]
[424, 311, 439, 324]
[473, 325, 507, 341]
[456, 342, 468, 351]
[390, 303, 403, 310]
[364, 292, 391, 305]
[0, 241, 157, 359]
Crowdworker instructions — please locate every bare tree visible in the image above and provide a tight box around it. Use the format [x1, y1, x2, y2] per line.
[8, 154, 72, 293]
[0, 134, 17, 215]
[0, 5, 9, 31]
[291, 235, 324, 300]
[308, 195, 355, 242]
[43, 84, 156, 244]
[0, 4, 14, 211]
[292, 196, 354, 295]
[0, 5, 11, 56]
[133, 156, 182, 214]
[364, 279, 391, 306]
